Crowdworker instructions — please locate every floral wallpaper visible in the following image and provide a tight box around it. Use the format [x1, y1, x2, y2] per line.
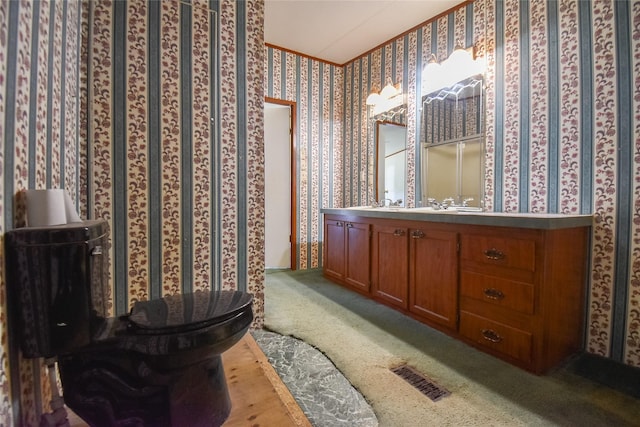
[480, 0, 639, 367]
[1, 0, 83, 424]
[88, 0, 265, 321]
[264, 46, 344, 269]
[0, 0, 264, 424]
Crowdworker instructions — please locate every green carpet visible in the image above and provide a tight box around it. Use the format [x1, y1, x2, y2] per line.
[263, 269, 640, 427]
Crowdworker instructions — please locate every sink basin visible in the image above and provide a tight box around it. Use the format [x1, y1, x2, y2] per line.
[345, 206, 406, 211]
[402, 206, 484, 213]
[452, 206, 484, 212]
[342, 206, 483, 213]
[406, 207, 458, 213]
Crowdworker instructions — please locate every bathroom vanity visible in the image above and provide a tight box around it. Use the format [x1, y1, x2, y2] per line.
[322, 207, 592, 374]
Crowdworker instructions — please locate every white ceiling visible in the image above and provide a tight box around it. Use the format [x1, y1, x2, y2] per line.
[264, 0, 462, 65]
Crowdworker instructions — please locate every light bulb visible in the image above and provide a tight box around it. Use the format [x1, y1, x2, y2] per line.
[380, 82, 398, 99]
[366, 92, 381, 106]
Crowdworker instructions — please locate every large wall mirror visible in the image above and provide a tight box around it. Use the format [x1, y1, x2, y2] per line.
[420, 74, 484, 209]
[369, 100, 407, 207]
[375, 121, 407, 206]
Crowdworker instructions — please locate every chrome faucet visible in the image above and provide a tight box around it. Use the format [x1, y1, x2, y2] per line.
[427, 198, 442, 210]
[442, 198, 455, 209]
[383, 198, 393, 208]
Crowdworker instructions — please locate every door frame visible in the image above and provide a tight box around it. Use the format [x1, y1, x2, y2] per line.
[265, 97, 297, 270]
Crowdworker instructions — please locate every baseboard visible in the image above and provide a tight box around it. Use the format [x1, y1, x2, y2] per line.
[566, 352, 640, 399]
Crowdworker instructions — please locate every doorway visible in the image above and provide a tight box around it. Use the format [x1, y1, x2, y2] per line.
[264, 99, 295, 269]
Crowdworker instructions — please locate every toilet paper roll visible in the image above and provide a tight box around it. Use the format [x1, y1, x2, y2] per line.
[63, 191, 82, 223]
[26, 189, 83, 227]
[26, 189, 67, 227]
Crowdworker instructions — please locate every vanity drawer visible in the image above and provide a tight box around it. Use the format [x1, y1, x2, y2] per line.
[459, 311, 533, 365]
[460, 270, 535, 314]
[461, 234, 537, 272]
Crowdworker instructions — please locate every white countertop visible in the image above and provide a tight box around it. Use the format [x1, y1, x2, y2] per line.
[321, 207, 594, 230]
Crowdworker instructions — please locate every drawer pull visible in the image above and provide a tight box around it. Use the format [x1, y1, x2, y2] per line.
[481, 329, 503, 343]
[483, 288, 505, 300]
[411, 230, 425, 239]
[393, 229, 406, 237]
[484, 248, 505, 260]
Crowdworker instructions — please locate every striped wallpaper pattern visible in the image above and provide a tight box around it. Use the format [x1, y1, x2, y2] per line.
[484, 0, 640, 366]
[90, 0, 216, 314]
[88, 0, 265, 324]
[265, 0, 640, 368]
[1, 0, 83, 424]
[0, 0, 265, 424]
[264, 46, 343, 269]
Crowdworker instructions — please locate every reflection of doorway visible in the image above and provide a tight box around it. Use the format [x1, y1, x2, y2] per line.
[264, 99, 295, 269]
[375, 122, 406, 206]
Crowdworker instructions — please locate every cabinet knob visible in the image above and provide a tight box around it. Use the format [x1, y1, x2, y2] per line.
[483, 248, 505, 260]
[393, 229, 405, 237]
[346, 223, 353, 228]
[483, 288, 505, 300]
[411, 230, 425, 239]
[481, 329, 503, 343]
[336, 221, 344, 227]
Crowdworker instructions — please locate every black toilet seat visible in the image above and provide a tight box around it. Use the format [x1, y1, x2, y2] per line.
[127, 290, 253, 335]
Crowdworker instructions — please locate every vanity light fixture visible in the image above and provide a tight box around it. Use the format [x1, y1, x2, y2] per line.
[379, 79, 399, 99]
[422, 54, 442, 95]
[367, 77, 404, 115]
[422, 45, 483, 95]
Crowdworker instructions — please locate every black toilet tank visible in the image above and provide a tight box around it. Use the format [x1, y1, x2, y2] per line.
[5, 220, 110, 358]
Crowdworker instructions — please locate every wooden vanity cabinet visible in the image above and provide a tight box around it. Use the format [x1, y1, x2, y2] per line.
[323, 215, 371, 293]
[408, 227, 458, 331]
[322, 212, 590, 374]
[370, 221, 458, 330]
[371, 224, 410, 309]
[458, 225, 589, 374]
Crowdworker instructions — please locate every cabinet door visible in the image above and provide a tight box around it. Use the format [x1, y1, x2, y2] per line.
[344, 221, 371, 292]
[372, 225, 409, 309]
[409, 228, 458, 330]
[324, 219, 346, 280]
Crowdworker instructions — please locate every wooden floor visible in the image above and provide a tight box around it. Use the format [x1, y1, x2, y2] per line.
[68, 334, 311, 426]
[222, 334, 311, 426]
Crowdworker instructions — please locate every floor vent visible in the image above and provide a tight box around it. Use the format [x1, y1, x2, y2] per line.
[391, 365, 450, 402]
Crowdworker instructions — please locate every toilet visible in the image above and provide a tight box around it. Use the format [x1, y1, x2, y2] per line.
[5, 219, 253, 427]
